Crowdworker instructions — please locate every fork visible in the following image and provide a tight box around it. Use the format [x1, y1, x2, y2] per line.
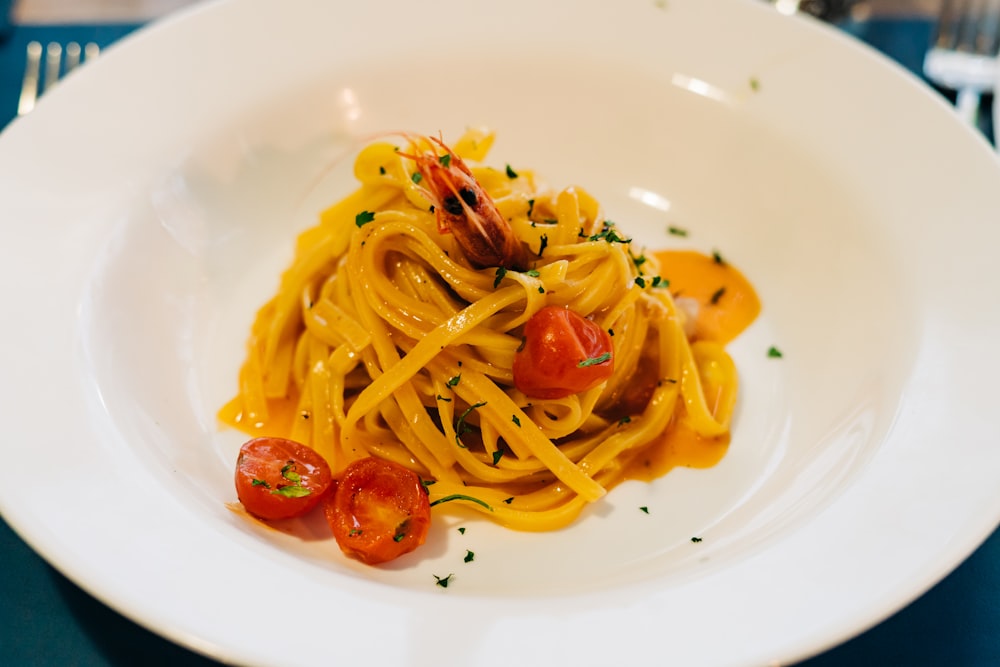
[17, 40, 100, 116]
[924, 0, 1000, 126]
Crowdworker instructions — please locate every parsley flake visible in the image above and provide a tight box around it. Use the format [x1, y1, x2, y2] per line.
[691, 536, 703, 543]
[710, 286, 726, 305]
[464, 550, 476, 563]
[505, 164, 519, 179]
[280, 461, 301, 484]
[454, 401, 487, 445]
[578, 352, 611, 368]
[439, 154, 452, 168]
[512, 415, 521, 427]
[494, 267, 507, 288]
[436, 394, 452, 402]
[411, 172, 423, 184]
[458, 527, 466, 535]
[525, 269, 540, 277]
[537, 233, 549, 257]
[768, 346, 784, 358]
[251, 478, 270, 488]
[668, 225, 688, 237]
[502, 497, 514, 504]
[429, 494, 494, 511]
[271, 485, 312, 498]
[712, 249, 725, 265]
[635, 276, 646, 288]
[379, 166, 386, 175]
[639, 506, 650, 514]
[447, 374, 461, 387]
[355, 210, 376, 227]
[492, 450, 504, 465]
[433, 573, 454, 588]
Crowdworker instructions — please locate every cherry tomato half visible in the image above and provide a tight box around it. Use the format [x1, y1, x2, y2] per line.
[326, 457, 431, 565]
[512, 305, 614, 399]
[235, 437, 334, 521]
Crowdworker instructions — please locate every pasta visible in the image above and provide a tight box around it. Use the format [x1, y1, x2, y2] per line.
[219, 129, 755, 532]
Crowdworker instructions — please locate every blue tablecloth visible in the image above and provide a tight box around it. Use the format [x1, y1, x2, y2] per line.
[0, 16, 997, 667]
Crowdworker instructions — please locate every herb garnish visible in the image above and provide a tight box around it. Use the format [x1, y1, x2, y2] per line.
[505, 164, 518, 178]
[433, 573, 454, 588]
[439, 154, 452, 167]
[464, 550, 476, 563]
[355, 210, 376, 227]
[639, 506, 650, 514]
[458, 527, 466, 535]
[578, 352, 611, 368]
[712, 249, 725, 265]
[411, 172, 423, 184]
[251, 479, 270, 488]
[635, 276, 647, 288]
[447, 374, 461, 387]
[537, 233, 549, 257]
[429, 494, 494, 511]
[691, 536, 703, 543]
[710, 286, 726, 305]
[768, 346, 784, 358]
[492, 450, 504, 465]
[494, 267, 507, 288]
[454, 401, 487, 445]
[668, 225, 688, 237]
[511, 415, 521, 427]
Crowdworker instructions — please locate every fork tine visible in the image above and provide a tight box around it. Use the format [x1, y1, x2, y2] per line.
[64, 42, 81, 73]
[17, 41, 42, 116]
[42, 42, 62, 94]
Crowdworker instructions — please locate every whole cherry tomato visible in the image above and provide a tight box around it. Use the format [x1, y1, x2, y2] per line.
[512, 305, 614, 399]
[326, 457, 431, 565]
[235, 437, 334, 521]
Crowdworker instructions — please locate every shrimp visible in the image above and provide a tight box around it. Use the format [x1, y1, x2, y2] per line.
[401, 134, 527, 271]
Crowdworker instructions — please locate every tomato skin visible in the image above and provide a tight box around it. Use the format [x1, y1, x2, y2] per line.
[235, 437, 334, 521]
[512, 306, 614, 399]
[326, 457, 431, 565]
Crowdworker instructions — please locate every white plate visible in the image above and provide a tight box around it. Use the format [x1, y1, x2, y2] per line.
[2, 0, 1000, 665]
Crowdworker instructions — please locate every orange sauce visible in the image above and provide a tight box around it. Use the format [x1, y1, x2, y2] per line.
[654, 249, 760, 343]
[620, 249, 761, 483]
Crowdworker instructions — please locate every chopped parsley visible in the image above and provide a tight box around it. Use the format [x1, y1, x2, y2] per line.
[379, 166, 386, 175]
[651, 276, 669, 288]
[439, 154, 452, 168]
[280, 461, 301, 484]
[588, 228, 631, 244]
[251, 478, 270, 488]
[608, 328, 615, 337]
[710, 286, 726, 305]
[668, 225, 688, 237]
[635, 276, 647, 288]
[447, 374, 461, 387]
[712, 249, 725, 265]
[494, 267, 507, 288]
[511, 415, 521, 427]
[618, 416, 632, 425]
[749, 77, 760, 92]
[349, 529, 363, 537]
[433, 573, 454, 588]
[768, 346, 784, 358]
[464, 550, 476, 563]
[429, 494, 494, 511]
[458, 527, 466, 535]
[502, 497, 514, 504]
[527, 198, 535, 217]
[411, 172, 423, 184]
[505, 164, 519, 178]
[691, 536, 703, 543]
[454, 401, 487, 445]
[578, 352, 611, 368]
[537, 233, 549, 257]
[271, 485, 312, 498]
[436, 394, 452, 402]
[525, 269, 540, 277]
[355, 210, 376, 227]
[492, 450, 504, 465]
[639, 506, 650, 514]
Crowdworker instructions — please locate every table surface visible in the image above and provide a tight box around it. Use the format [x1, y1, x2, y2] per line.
[0, 2, 998, 666]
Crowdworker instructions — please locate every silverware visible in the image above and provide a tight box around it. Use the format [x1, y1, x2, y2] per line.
[924, 0, 1000, 125]
[17, 40, 100, 116]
